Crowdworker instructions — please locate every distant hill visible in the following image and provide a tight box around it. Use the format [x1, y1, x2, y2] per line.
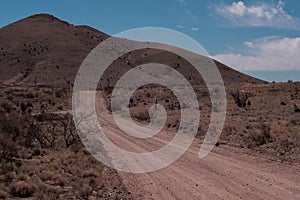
[0, 14, 266, 88]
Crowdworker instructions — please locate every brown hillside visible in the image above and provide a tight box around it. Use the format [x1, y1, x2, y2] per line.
[0, 14, 108, 87]
[0, 14, 265, 88]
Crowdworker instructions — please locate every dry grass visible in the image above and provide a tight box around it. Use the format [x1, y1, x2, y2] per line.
[1, 80, 300, 198]
[103, 82, 300, 163]
[0, 86, 131, 199]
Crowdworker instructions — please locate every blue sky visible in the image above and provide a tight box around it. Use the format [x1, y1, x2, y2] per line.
[0, 0, 300, 82]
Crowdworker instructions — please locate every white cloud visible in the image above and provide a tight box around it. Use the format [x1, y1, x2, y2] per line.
[215, 1, 298, 29]
[213, 37, 300, 71]
[227, 1, 246, 16]
[176, 25, 183, 29]
[192, 27, 199, 31]
[244, 41, 254, 48]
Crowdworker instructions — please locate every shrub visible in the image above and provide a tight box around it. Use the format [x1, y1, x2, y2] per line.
[4, 171, 16, 184]
[34, 184, 59, 200]
[0, 161, 16, 174]
[230, 90, 248, 108]
[81, 169, 97, 178]
[52, 174, 66, 187]
[25, 93, 35, 99]
[10, 182, 36, 198]
[294, 104, 300, 113]
[281, 101, 287, 106]
[32, 148, 41, 156]
[248, 123, 272, 147]
[1, 102, 15, 113]
[39, 171, 53, 181]
[78, 185, 92, 199]
[55, 90, 64, 98]
[134, 110, 150, 121]
[0, 113, 25, 159]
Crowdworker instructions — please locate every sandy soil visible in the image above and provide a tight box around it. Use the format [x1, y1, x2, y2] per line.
[95, 93, 300, 200]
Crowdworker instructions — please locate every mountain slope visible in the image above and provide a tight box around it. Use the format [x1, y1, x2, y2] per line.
[0, 14, 108, 87]
[0, 14, 265, 87]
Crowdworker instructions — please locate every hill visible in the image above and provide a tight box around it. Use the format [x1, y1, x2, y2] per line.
[0, 14, 265, 88]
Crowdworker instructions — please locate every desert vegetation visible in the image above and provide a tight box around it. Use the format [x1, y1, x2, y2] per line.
[0, 86, 130, 199]
[103, 81, 300, 164]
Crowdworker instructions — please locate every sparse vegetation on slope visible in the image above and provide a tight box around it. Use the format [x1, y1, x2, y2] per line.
[0, 86, 131, 199]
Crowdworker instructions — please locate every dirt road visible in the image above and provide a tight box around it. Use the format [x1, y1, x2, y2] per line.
[95, 94, 300, 200]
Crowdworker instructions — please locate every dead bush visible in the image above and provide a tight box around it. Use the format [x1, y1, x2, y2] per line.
[33, 184, 59, 200]
[0, 161, 16, 175]
[81, 169, 97, 178]
[247, 123, 272, 147]
[78, 184, 93, 199]
[1, 102, 16, 113]
[55, 89, 64, 98]
[10, 182, 36, 198]
[230, 90, 249, 108]
[134, 110, 150, 121]
[4, 171, 17, 184]
[32, 148, 41, 156]
[52, 174, 66, 187]
[61, 113, 78, 148]
[0, 112, 28, 159]
[25, 93, 35, 99]
[294, 104, 300, 113]
[39, 171, 54, 182]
